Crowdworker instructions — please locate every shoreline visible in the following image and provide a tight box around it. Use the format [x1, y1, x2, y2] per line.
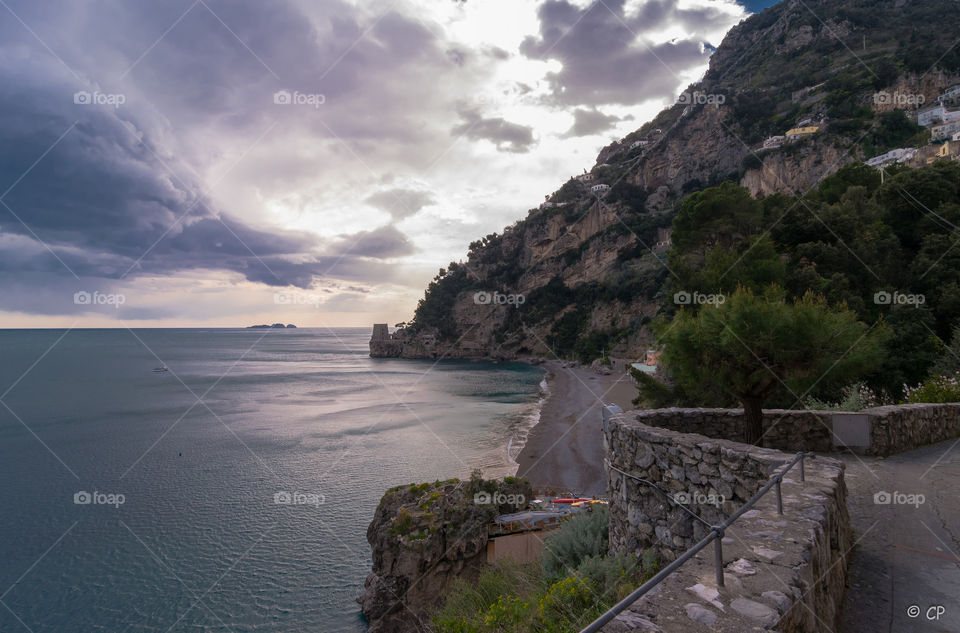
[514, 359, 638, 497]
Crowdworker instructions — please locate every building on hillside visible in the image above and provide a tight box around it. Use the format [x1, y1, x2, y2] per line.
[656, 227, 672, 248]
[631, 349, 663, 375]
[763, 135, 785, 149]
[785, 126, 819, 140]
[938, 85, 960, 104]
[540, 201, 556, 209]
[916, 104, 960, 127]
[866, 147, 918, 168]
[932, 119, 960, 141]
[575, 171, 594, 182]
[928, 140, 960, 163]
[591, 183, 610, 194]
[630, 140, 648, 149]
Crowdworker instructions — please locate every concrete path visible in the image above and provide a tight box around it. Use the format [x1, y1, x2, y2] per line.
[839, 438, 960, 633]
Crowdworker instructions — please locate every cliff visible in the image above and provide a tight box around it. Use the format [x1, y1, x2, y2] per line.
[360, 476, 532, 633]
[373, 0, 960, 362]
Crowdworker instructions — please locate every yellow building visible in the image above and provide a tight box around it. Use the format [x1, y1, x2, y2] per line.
[785, 125, 820, 139]
[935, 141, 959, 161]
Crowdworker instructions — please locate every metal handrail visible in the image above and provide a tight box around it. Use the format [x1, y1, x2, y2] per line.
[579, 451, 814, 633]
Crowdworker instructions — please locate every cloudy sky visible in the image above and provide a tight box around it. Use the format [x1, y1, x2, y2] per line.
[0, 0, 772, 328]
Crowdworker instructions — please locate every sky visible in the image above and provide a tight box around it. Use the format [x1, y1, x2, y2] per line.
[0, 0, 775, 328]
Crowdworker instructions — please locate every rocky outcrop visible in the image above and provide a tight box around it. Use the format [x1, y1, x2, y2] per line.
[603, 412, 851, 633]
[741, 141, 853, 197]
[360, 477, 531, 633]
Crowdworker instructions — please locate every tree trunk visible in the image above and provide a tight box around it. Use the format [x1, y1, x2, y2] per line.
[742, 396, 764, 445]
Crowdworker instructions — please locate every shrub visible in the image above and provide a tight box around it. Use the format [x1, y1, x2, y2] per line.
[902, 374, 960, 403]
[573, 553, 638, 602]
[538, 576, 598, 629]
[803, 382, 882, 411]
[542, 506, 609, 583]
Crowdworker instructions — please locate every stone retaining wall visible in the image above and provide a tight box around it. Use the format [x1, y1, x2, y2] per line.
[603, 412, 851, 632]
[633, 403, 960, 456]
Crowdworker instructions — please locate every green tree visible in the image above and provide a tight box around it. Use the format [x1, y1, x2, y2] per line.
[658, 286, 888, 444]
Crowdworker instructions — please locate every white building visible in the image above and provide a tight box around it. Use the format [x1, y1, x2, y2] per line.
[938, 85, 960, 103]
[591, 183, 610, 193]
[630, 140, 648, 149]
[917, 105, 960, 127]
[575, 172, 594, 182]
[763, 135, 785, 149]
[866, 147, 918, 167]
[932, 119, 960, 141]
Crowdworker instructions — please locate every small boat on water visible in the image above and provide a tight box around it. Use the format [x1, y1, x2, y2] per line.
[152, 365, 168, 373]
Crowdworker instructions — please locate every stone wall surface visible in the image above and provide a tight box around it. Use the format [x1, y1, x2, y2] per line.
[633, 403, 960, 457]
[603, 413, 851, 633]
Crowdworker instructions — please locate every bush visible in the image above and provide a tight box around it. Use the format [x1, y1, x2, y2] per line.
[902, 374, 960, 403]
[573, 553, 638, 602]
[542, 506, 609, 583]
[803, 382, 882, 411]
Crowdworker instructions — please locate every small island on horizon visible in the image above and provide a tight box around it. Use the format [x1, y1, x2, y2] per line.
[247, 323, 297, 329]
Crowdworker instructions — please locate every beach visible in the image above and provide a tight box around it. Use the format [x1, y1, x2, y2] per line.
[515, 359, 638, 497]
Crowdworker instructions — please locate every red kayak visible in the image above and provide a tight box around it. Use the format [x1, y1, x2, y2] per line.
[552, 497, 591, 504]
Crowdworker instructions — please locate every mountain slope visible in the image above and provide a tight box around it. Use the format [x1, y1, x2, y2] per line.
[373, 0, 960, 362]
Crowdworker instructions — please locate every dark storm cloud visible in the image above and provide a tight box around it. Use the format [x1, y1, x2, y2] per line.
[364, 189, 436, 219]
[562, 108, 631, 137]
[520, 0, 727, 106]
[451, 108, 536, 153]
[0, 0, 451, 304]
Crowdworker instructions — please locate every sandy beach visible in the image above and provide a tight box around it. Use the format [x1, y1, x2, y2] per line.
[515, 359, 638, 497]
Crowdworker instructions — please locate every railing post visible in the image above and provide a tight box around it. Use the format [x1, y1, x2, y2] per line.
[712, 527, 725, 587]
[774, 478, 783, 515]
[798, 452, 805, 482]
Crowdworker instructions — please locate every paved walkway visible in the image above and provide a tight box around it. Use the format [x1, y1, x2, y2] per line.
[839, 438, 960, 632]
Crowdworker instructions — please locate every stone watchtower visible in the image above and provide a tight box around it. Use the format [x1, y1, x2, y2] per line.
[369, 323, 403, 357]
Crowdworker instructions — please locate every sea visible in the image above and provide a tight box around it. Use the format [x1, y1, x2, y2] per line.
[0, 327, 546, 633]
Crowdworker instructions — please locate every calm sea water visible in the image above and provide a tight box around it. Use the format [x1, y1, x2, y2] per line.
[0, 328, 544, 633]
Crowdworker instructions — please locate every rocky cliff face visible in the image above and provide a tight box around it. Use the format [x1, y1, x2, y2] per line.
[376, 0, 960, 362]
[360, 478, 531, 633]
